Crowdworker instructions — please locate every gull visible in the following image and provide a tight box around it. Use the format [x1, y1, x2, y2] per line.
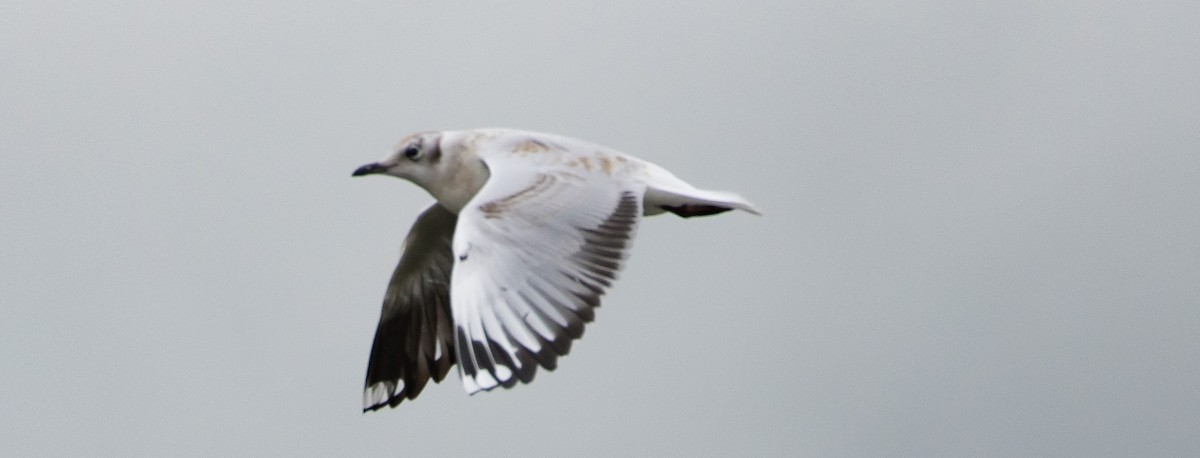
[353, 128, 759, 411]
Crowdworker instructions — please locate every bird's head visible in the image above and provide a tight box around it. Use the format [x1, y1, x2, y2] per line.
[352, 131, 443, 184]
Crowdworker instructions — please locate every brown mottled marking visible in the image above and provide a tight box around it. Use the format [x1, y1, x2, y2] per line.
[578, 157, 593, 171]
[514, 139, 551, 154]
[557, 171, 586, 182]
[479, 174, 555, 218]
[599, 156, 613, 175]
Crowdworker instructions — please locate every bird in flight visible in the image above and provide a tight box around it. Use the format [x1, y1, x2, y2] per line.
[353, 128, 759, 412]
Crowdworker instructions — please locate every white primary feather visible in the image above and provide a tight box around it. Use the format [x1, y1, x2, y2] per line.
[448, 136, 646, 392]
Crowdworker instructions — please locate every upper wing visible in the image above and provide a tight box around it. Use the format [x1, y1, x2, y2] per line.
[362, 203, 457, 411]
[449, 140, 646, 394]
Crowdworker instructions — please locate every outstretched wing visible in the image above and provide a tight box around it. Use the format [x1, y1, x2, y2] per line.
[363, 203, 457, 411]
[449, 139, 646, 394]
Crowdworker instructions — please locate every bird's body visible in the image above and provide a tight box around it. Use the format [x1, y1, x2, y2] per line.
[354, 128, 758, 411]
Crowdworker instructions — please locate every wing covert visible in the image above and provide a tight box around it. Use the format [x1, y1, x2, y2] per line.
[448, 143, 645, 395]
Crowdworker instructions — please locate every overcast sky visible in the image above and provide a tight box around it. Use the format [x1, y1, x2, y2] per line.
[2, 2, 1198, 456]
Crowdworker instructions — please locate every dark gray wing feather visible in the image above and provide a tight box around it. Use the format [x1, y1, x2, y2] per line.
[363, 203, 457, 412]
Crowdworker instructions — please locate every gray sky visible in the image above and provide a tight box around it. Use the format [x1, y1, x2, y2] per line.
[2, 1, 1198, 456]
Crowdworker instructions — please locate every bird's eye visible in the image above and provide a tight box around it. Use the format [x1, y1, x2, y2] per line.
[403, 145, 421, 160]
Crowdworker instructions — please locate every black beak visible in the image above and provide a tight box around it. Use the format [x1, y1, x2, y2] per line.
[352, 162, 386, 177]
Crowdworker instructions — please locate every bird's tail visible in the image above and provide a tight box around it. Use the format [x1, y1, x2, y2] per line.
[641, 163, 761, 217]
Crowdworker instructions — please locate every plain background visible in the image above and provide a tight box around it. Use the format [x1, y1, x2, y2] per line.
[2, 2, 1198, 456]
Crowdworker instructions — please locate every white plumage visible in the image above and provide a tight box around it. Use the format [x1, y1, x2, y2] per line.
[354, 129, 758, 411]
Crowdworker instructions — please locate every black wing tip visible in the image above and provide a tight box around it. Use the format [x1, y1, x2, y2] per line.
[363, 372, 446, 413]
[457, 334, 577, 394]
[362, 395, 401, 413]
[362, 379, 409, 413]
[362, 398, 399, 413]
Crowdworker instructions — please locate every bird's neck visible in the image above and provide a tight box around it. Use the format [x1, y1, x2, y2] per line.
[419, 148, 489, 215]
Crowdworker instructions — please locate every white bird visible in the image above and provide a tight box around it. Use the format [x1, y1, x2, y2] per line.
[353, 128, 759, 411]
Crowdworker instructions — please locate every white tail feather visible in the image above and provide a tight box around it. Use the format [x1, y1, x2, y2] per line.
[641, 163, 761, 216]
